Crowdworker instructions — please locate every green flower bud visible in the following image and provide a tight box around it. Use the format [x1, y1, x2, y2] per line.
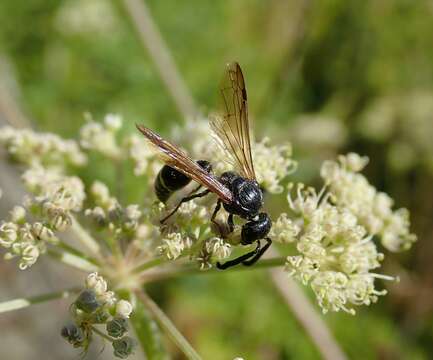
[61, 324, 84, 347]
[75, 289, 100, 313]
[106, 317, 128, 338]
[112, 336, 136, 359]
[92, 309, 111, 324]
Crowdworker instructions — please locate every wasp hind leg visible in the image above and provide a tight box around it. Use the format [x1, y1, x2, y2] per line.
[216, 237, 272, 270]
[216, 241, 261, 270]
[160, 189, 211, 224]
[241, 237, 272, 266]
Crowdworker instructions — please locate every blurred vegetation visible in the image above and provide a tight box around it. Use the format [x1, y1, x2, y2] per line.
[1, 0, 433, 359]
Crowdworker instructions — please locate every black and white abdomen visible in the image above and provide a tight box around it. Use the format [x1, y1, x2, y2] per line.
[154, 160, 212, 203]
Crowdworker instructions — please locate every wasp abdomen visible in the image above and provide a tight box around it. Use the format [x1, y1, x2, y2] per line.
[155, 166, 191, 203]
[155, 160, 212, 203]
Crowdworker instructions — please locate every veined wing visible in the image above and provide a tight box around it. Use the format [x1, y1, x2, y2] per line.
[210, 62, 255, 179]
[136, 124, 233, 204]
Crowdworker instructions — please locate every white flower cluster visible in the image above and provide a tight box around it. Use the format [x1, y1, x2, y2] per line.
[85, 272, 133, 317]
[80, 114, 122, 159]
[253, 137, 296, 194]
[281, 181, 394, 314]
[0, 172, 85, 269]
[321, 153, 417, 251]
[125, 133, 159, 177]
[271, 151, 415, 314]
[0, 126, 86, 168]
[157, 232, 191, 260]
[195, 237, 232, 270]
[85, 181, 142, 232]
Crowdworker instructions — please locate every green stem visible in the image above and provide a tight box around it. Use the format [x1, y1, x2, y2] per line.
[57, 240, 99, 266]
[136, 290, 202, 360]
[48, 249, 99, 272]
[130, 295, 169, 360]
[131, 256, 167, 274]
[91, 326, 114, 342]
[145, 257, 286, 283]
[132, 239, 207, 275]
[70, 216, 102, 258]
[0, 287, 80, 313]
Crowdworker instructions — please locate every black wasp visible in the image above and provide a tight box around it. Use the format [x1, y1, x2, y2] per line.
[136, 62, 272, 269]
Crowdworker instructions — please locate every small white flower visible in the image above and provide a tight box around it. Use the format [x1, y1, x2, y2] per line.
[91, 181, 119, 211]
[19, 244, 40, 270]
[10, 206, 26, 223]
[116, 299, 133, 318]
[158, 233, 185, 260]
[253, 137, 296, 194]
[270, 213, 300, 243]
[80, 117, 121, 159]
[206, 237, 231, 260]
[0, 222, 19, 247]
[104, 114, 122, 131]
[99, 290, 117, 307]
[125, 205, 141, 221]
[86, 272, 108, 295]
[32, 222, 58, 244]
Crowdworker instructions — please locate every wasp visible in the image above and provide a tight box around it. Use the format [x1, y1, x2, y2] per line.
[136, 62, 272, 269]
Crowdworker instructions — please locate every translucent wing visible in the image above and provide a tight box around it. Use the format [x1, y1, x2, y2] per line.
[136, 124, 233, 204]
[210, 62, 255, 179]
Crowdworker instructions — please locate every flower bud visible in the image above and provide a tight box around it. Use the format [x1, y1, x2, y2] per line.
[75, 289, 100, 313]
[92, 309, 110, 324]
[106, 316, 128, 338]
[86, 272, 108, 295]
[61, 324, 84, 347]
[10, 206, 26, 223]
[112, 336, 136, 359]
[115, 300, 133, 318]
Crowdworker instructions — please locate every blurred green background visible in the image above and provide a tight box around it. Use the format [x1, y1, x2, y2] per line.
[1, 0, 433, 359]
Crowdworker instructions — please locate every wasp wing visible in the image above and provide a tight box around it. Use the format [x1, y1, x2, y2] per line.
[210, 62, 256, 180]
[136, 124, 233, 204]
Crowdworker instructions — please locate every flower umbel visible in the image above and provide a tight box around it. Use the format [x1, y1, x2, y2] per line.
[0, 115, 416, 358]
[61, 273, 136, 358]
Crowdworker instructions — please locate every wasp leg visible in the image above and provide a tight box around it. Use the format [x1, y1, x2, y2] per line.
[160, 189, 210, 224]
[227, 214, 234, 233]
[242, 237, 272, 266]
[216, 241, 261, 270]
[210, 199, 224, 235]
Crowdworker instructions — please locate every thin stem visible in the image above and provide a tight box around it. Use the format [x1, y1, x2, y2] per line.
[0, 287, 80, 313]
[121, 0, 197, 119]
[70, 216, 102, 259]
[131, 256, 167, 275]
[132, 240, 206, 276]
[48, 249, 99, 272]
[57, 240, 99, 266]
[136, 290, 202, 360]
[267, 249, 347, 360]
[144, 257, 286, 283]
[91, 326, 114, 342]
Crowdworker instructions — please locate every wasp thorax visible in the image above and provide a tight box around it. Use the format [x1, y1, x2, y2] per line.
[220, 172, 263, 219]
